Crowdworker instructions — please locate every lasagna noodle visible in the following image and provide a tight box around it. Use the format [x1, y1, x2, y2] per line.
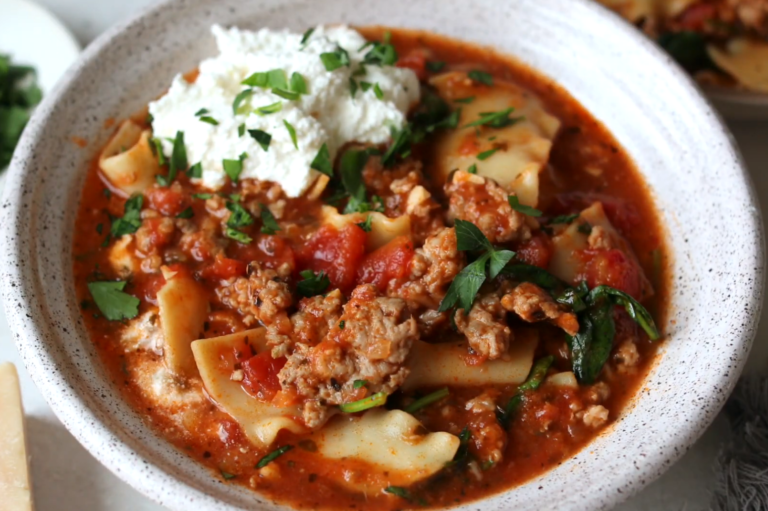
[99, 120, 162, 195]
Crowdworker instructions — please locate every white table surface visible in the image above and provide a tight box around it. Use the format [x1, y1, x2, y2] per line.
[1, 1, 766, 509]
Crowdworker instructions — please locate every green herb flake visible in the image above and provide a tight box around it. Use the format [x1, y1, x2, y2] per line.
[198, 115, 218, 125]
[310, 143, 333, 176]
[194, 107, 210, 116]
[454, 96, 475, 104]
[339, 392, 387, 413]
[320, 46, 351, 71]
[463, 107, 520, 129]
[176, 206, 194, 219]
[362, 42, 398, 66]
[353, 379, 368, 389]
[87, 281, 140, 321]
[300, 27, 315, 47]
[248, 129, 271, 152]
[426, 61, 446, 72]
[282, 120, 298, 149]
[477, 148, 498, 161]
[220, 470, 237, 481]
[187, 162, 202, 178]
[373, 82, 384, 100]
[271, 88, 300, 101]
[223, 157, 244, 183]
[549, 213, 579, 225]
[290, 72, 308, 94]
[260, 205, 281, 235]
[357, 215, 373, 232]
[508, 195, 542, 217]
[254, 101, 283, 116]
[467, 70, 493, 86]
[232, 88, 253, 114]
[339, 320, 346, 330]
[110, 195, 143, 237]
[238, 123, 246, 137]
[578, 222, 593, 235]
[224, 227, 252, 244]
[296, 269, 331, 298]
[225, 201, 254, 228]
[467, 163, 477, 174]
[192, 193, 213, 200]
[256, 445, 293, 469]
[404, 387, 449, 413]
[384, 486, 411, 500]
[349, 77, 358, 97]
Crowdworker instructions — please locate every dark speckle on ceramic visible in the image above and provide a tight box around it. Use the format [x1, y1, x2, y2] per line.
[0, 0, 763, 510]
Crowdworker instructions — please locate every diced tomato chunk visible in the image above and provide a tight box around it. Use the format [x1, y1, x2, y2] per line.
[142, 217, 175, 249]
[356, 236, 415, 292]
[229, 235, 295, 272]
[146, 186, 187, 217]
[396, 49, 429, 81]
[298, 224, 367, 292]
[202, 256, 247, 281]
[578, 248, 642, 299]
[514, 232, 553, 269]
[241, 352, 287, 402]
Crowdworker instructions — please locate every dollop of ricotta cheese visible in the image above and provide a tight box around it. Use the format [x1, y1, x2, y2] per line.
[149, 25, 421, 197]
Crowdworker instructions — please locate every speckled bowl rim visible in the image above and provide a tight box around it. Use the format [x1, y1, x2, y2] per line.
[0, 0, 764, 510]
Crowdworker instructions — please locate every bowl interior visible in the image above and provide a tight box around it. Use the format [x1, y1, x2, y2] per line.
[0, 0, 763, 510]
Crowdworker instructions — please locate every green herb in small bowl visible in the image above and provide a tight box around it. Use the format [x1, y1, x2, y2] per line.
[0, 55, 42, 170]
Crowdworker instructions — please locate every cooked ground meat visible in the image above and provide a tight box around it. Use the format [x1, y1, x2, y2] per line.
[279, 285, 419, 425]
[216, 262, 293, 328]
[500, 282, 579, 335]
[454, 293, 511, 360]
[581, 404, 609, 428]
[446, 171, 531, 244]
[465, 390, 506, 464]
[266, 290, 344, 358]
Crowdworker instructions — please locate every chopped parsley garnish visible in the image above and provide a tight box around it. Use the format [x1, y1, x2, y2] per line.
[359, 81, 373, 92]
[362, 41, 398, 66]
[248, 129, 271, 152]
[357, 215, 373, 232]
[463, 107, 520, 129]
[224, 227, 252, 244]
[438, 220, 515, 312]
[256, 445, 293, 468]
[468, 69, 493, 86]
[549, 213, 579, 225]
[87, 281, 140, 321]
[187, 162, 202, 178]
[404, 387, 449, 413]
[353, 379, 368, 389]
[339, 320, 345, 330]
[508, 195, 542, 217]
[110, 195, 143, 237]
[339, 148, 379, 214]
[176, 206, 194, 219]
[157, 130, 187, 186]
[467, 163, 477, 174]
[194, 107, 209, 116]
[0, 55, 42, 168]
[290, 72, 307, 94]
[349, 77, 358, 97]
[320, 46, 350, 71]
[578, 222, 593, 235]
[352, 64, 367, 77]
[225, 201, 254, 228]
[232, 88, 253, 114]
[296, 269, 331, 297]
[454, 96, 475, 104]
[237, 123, 246, 137]
[299, 27, 315, 47]
[260, 205, 281, 234]
[310, 143, 333, 176]
[222, 152, 247, 183]
[242, 69, 288, 89]
[477, 148, 498, 161]
[426, 61, 446, 72]
[283, 120, 298, 149]
[198, 115, 218, 125]
[192, 193, 213, 200]
[272, 88, 300, 100]
[373, 83, 384, 100]
[384, 486, 411, 500]
[150, 137, 166, 166]
[254, 101, 283, 116]
[339, 392, 387, 413]
[220, 470, 237, 480]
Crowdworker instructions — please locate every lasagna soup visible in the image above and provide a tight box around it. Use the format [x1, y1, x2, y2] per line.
[73, 25, 667, 510]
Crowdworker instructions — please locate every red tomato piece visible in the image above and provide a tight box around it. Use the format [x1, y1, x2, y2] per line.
[356, 236, 415, 292]
[142, 217, 175, 249]
[396, 49, 429, 81]
[514, 232, 553, 269]
[579, 249, 642, 299]
[677, 3, 717, 31]
[228, 235, 296, 272]
[241, 352, 288, 402]
[146, 186, 187, 217]
[202, 256, 247, 281]
[299, 224, 367, 292]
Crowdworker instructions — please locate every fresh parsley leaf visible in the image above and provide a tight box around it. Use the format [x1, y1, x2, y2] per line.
[300, 27, 315, 47]
[283, 120, 298, 149]
[254, 101, 282, 116]
[353, 379, 368, 389]
[271, 88, 300, 100]
[453, 219, 492, 252]
[223, 153, 246, 183]
[225, 227, 252, 244]
[194, 107, 210, 116]
[357, 215, 373, 232]
[381, 125, 412, 167]
[373, 82, 384, 100]
[338, 320, 345, 330]
[362, 42, 398, 66]
[438, 254, 489, 312]
[310, 143, 333, 176]
[339, 149, 370, 213]
[226, 201, 254, 228]
[248, 129, 271, 152]
[150, 137, 166, 166]
[349, 77, 358, 97]
[160, 130, 187, 185]
[296, 269, 331, 298]
[320, 46, 350, 71]
[87, 281, 140, 321]
[192, 193, 212, 200]
[360, 81, 373, 92]
[454, 96, 475, 104]
[352, 64, 367, 77]
[260, 205, 281, 234]
[467, 163, 477, 174]
[549, 214, 579, 225]
[384, 486, 411, 500]
[198, 115, 218, 125]
[463, 107, 519, 129]
[488, 249, 515, 279]
[176, 206, 194, 219]
[237, 123, 246, 137]
[477, 148, 497, 160]
[426, 60, 446, 72]
[232, 88, 253, 114]
[508, 195, 542, 217]
[290, 72, 307, 94]
[220, 470, 237, 480]
[468, 69, 493, 86]
[187, 162, 202, 178]
[256, 445, 293, 468]
[110, 195, 143, 237]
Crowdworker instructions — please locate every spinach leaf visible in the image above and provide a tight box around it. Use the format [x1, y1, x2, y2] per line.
[567, 300, 615, 384]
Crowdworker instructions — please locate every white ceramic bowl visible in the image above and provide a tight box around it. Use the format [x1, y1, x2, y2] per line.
[0, 0, 763, 510]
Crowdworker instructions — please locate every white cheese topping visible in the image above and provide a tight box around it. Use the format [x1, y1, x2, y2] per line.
[149, 25, 421, 197]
